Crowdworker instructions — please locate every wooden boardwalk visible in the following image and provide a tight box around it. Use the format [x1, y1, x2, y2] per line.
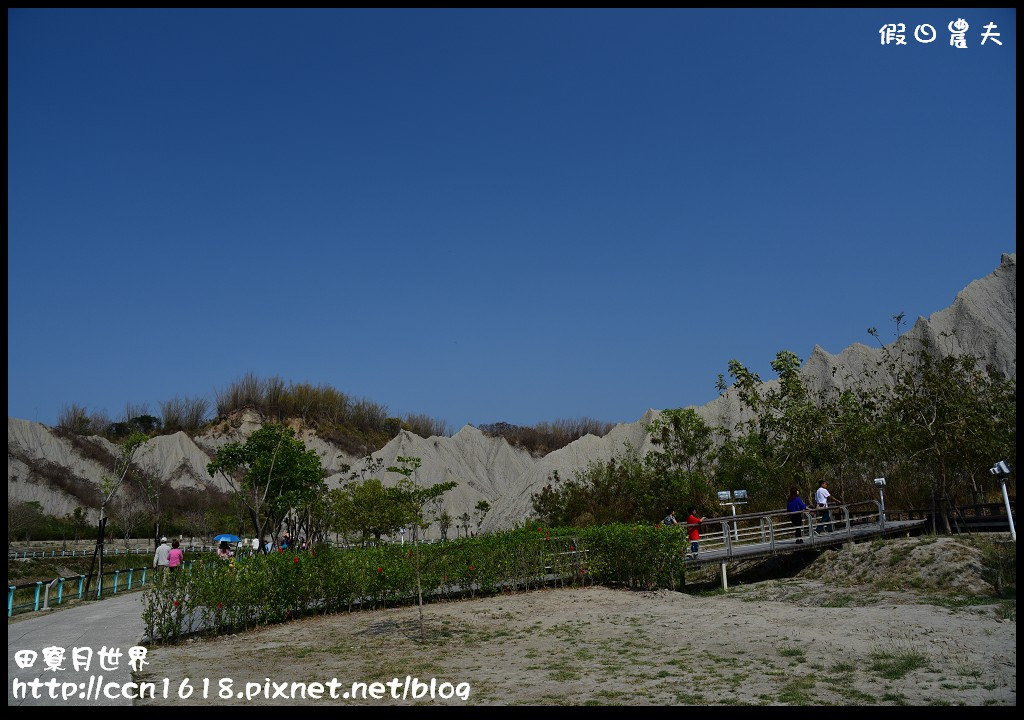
[681, 502, 927, 586]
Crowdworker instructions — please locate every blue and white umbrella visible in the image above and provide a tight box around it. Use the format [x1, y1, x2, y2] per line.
[213, 534, 241, 543]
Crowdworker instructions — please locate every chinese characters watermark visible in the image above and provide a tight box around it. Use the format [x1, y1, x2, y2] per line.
[13, 645, 149, 673]
[879, 19, 1004, 47]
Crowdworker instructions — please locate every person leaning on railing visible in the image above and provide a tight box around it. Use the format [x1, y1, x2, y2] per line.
[787, 487, 807, 543]
[814, 480, 842, 534]
[686, 508, 707, 559]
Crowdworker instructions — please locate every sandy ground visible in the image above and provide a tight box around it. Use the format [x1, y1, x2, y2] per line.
[133, 563, 1015, 706]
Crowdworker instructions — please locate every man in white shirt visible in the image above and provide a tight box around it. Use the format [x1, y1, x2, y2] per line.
[252, 537, 260, 556]
[814, 480, 841, 533]
[154, 537, 172, 570]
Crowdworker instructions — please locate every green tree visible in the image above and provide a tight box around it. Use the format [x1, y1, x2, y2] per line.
[332, 476, 410, 543]
[8, 500, 45, 544]
[386, 455, 457, 641]
[90, 431, 148, 596]
[207, 424, 327, 544]
[531, 447, 656, 526]
[872, 331, 1016, 526]
[437, 510, 453, 541]
[69, 506, 89, 545]
[473, 500, 491, 533]
[714, 351, 844, 502]
[644, 407, 718, 509]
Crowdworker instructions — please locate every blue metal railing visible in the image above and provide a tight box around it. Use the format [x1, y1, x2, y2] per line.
[8, 561, 196, 617]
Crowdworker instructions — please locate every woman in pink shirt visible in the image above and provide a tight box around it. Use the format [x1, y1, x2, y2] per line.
[168, 539, 184, 570]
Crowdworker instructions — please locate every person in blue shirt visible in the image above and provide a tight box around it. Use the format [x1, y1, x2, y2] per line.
[787, 487, 807, 543]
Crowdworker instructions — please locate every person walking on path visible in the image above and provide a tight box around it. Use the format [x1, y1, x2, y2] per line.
[787, 487, 807, 543]
[167, 539, 184, 570]
[686, 508, 707, 559]
[153, 537, 171, 572]
[814, 480, 842, 533]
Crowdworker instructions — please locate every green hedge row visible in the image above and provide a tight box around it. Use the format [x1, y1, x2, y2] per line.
[142, 523, 688, 643]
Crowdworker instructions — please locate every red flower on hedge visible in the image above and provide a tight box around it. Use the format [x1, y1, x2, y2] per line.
[469, 565, 474, 571]
[278, 548, 284, 553]
[377, 567, 383, 573]
[569, 546, 575, 551]
[173, 601, 179, 606]
[579, 568, 586, 575]
[293, 557, 299, 564]
[217, 603, 223, 609]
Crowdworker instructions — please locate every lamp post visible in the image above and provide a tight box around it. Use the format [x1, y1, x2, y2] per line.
[990, 461, 1015, 542]
[874, 478, 887, 524]
[718, 490, 748, 542]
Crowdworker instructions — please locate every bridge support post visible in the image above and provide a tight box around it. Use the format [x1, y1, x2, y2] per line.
[720, 563, 728, 591]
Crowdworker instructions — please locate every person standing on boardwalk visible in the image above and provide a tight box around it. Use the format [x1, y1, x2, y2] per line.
[662, 507, 681, 526]
[787, 487, 807, 543]
[686, 508, 707, 559]
[814, 480, 841, 533]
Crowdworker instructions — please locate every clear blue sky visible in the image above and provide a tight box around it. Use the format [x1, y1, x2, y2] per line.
[8, 9, 1017, 431]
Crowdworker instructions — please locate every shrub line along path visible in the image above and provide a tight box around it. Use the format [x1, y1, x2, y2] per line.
[7, 592, 145, 706]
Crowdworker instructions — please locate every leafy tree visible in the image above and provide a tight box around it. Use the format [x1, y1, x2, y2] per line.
[295, 487, 338, 546]
[532, 431, 718, 526]
[386, 455, 457, 641]
[871, 330, 1016, 527]
[107, 487, 150, 549]
[68, 506, 89, 545]
[532, 447, 655, 526]
[207, 424, 327, 544]
[332, 476, 410, 544]
[328, 455, 456, 639]
[88, 431, 148, 595]
[473, 500, 491, 533]
[644, 407, 718, 509]
[437, 510, 453, 541]
[8, 500, 45, 544]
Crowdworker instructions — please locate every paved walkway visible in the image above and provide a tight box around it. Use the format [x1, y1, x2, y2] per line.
[8, 592, 145, 706]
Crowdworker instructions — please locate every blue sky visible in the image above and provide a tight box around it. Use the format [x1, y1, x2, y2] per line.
[8, 9, 1016, 431]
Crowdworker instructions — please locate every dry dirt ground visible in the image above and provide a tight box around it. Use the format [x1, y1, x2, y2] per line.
[133, 536, 1015, 707]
